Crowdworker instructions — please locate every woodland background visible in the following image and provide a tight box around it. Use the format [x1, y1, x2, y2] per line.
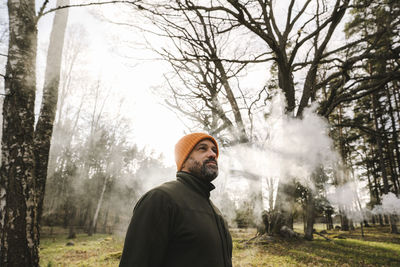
[0, 0, 399, 266]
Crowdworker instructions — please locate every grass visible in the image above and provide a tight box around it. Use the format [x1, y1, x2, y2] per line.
[40, 226, 400, 266]
[39, 231, 124, 267]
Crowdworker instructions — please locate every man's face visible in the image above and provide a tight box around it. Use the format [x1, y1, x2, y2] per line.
[181, 139, 218, 182]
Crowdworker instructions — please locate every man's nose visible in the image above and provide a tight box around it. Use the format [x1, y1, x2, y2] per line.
[207, 149, 217, 158]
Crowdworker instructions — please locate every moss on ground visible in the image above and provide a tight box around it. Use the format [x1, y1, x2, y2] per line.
[40, 226, 400, 266]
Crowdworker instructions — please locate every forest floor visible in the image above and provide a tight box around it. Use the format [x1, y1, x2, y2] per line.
[40, 225, 400, 267]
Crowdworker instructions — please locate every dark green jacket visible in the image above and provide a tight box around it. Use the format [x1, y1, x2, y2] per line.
[119, 171, 233, 267]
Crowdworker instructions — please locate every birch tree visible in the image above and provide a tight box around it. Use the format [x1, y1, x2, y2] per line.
[0, 0, 70, 265]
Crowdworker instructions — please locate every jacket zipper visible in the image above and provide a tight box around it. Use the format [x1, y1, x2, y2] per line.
[208, 199, 229, 267]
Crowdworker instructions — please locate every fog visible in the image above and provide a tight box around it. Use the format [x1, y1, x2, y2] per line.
[209, 91, 338, 225]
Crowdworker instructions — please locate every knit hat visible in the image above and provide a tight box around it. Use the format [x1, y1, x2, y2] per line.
[175, 133, 219, 171]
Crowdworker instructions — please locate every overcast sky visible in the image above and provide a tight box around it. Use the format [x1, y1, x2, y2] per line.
[34, 1, 188, 166]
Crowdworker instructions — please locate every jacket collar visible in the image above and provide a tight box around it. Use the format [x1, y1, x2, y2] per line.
[176, 171, 215, 198]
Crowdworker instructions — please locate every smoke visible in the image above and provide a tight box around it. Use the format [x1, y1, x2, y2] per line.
[372, 193, 400, 216]
[264, 92, 338, 185]
[212, 90, 339, 225]
[213, 90, 400, 226]
[325, 181, 367, 222]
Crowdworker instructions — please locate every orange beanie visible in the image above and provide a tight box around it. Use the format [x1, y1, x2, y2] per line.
[175, 133, 219, 171]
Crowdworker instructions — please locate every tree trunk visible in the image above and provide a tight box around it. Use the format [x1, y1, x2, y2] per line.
[386, 87, 400, 192]
[325, 209, 334, 230]
[304, 191, 315, 240]
[378, 214, 384, 226]
[68, 204, 76, 239]
[371, 93, 398, 233]
[393, 81, 400, 124]
[0, 2, 38, 265]
[0, 2, 69, 264]
[34, 0, 69, 230]
[88, 176, 108, 236]
[277, 62, 296, 114]
[384, 215, 389, 225]
[370, 145, 384, 227]
[272, 180, 295, 234]
[103, 205, 109, 234]
[340, 207, 350, 231]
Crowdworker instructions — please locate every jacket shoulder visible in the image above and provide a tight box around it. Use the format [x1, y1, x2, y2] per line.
[153, 180, 201, 207]
[154, 180, 187, 197]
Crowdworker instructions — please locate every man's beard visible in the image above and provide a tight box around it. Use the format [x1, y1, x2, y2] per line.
[187, 158, 218, 182]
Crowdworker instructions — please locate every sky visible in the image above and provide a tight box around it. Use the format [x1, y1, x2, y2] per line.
[33, 0, 274, 166]
[34, 1, 187, 166]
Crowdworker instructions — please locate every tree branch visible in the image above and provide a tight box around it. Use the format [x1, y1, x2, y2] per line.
[37, 0, 50, 18]
[333, 123, 392, 137]
[39, 1, 140, 18]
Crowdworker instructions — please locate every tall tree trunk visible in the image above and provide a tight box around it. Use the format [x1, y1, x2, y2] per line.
[88, 176, 108, 236]
[0, 1, 69, 264]
[0, 1, 38, 265]
[325, 209, 334, 230]
[103, 205, 109, 234]
[340, 207, 350, 231]
[392, 81, 400, 125]
[386, 87, 400, 192]
[67, 203, 76, 239]
[34, 0, 69, 231]
[272, 180, 295, 234]
[370, 142, 384, 224]
[336, 105, 350, 231]
[371, 93, 398, 233]
[304, 190, 315, 240]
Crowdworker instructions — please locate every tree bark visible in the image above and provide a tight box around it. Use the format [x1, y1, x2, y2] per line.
[371, 93, 398, 233]
[0, 1, 69, 265]
[272, 181, 295, 234]
[0, 1, 38, 265]
[340, 207, 350, 231]
[336, 105, 350, 231]
[325, 209, 333, 230]
[386, 87, 400, 192]
[67, 203, 76, 239]
[34, 0, 69, 230]
[304, 190, 315, 240]
[88, 176, 108, 236]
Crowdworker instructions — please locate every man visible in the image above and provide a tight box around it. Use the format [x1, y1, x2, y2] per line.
[119, 133, 232, 267]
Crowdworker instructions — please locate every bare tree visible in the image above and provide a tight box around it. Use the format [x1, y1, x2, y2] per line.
[161, 0, 400, 236]
[136, 1, 273, 144]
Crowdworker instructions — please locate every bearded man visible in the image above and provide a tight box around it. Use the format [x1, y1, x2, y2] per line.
[119, 133, 232, 267]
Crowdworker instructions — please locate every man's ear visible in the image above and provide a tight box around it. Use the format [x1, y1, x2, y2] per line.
[181, 156, 191, 171]
[181, 159, 187, 170]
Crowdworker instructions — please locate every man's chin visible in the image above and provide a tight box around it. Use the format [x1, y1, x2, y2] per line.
[203, 169, 218, 181]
